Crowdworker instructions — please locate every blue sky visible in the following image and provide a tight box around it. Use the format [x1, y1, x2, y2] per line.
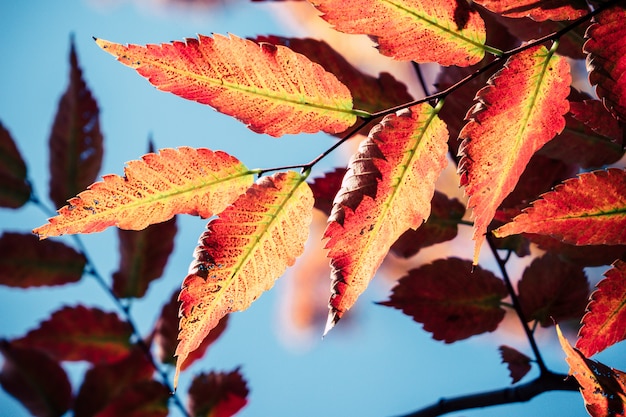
[0, 1, 623, 417]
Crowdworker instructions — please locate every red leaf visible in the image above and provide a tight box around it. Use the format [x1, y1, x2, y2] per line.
[49, 37, 104, 208]
[0, 341, 72, 417]
[494, 168, 626, 246]
[577, 260, 626, 357]
[94, 380, 169, 417]
[474, 0, 588, 21]
[0, 121, 31, 208]
[499, 345, 531, 384]
[324, 103, 449, 333]
[13, 305, 132, 364]
[390, 191, 466, 258]
[113, 216, 177, 298]
[459, 44, 571, 264]
[527, 233, 626, 267]
[584, 5, 626, 121]
[74, 347, 154, 417]
[96, 35, 357, 137]
[379, 258, 508, 343]
[309, 168, 346, 216]
[557, 325, 626, 417]
[517, 254, 589, 327]
[187, 368, 249, 417]
[0, 232, 85, 288]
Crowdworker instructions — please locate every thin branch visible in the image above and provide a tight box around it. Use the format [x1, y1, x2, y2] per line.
[394, 371, 579, 417]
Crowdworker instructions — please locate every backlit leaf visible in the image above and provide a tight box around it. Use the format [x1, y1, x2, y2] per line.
[494, 169, 626, 246]
[0, 121, 31, 208]
[577, 260, 626, 357]
[33, 147, 254, 238]
[518, 254, 589, 327]
[557, 325, 626, 417]
[93, 380, 170, 417]
[324, 103, 448, 333]
[176, 171, 314, 386]
[0, 341, 72, 417]
[308, 0, 486, 66]
[527, 233, 626, 267]
[458, 44, 571, 264]
[474, 0, 587, 21]
[96, 34, 357, 137]
[49, 37, 103, 208]
[499, 345, 531, 384]
[0, 232, 85, 288]
[13, 305, 132, 364]
[113, 216, 177, 298]
[187, 368, 249, 417]
[584, 5, 626, 121]
[379, 258, 507, 342]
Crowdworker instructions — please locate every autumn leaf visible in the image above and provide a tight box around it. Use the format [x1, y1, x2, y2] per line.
[176, 171, 314, 386]
[308, 0, 487, 66]
[494, 169, 626, 246]
[113, 216, 177, 298]
[584, 5, 626, 121]
[49, 37, 103, 208]
[0, 341, 72, 417]
[499, 345, 532, 384]
[309, 167, 346, 216]
[517, 254, 589, 327]
[458, 44, 571, 264]
[187, 368, 249, 417]
[379, 258, 508, 342]
[527, 233, 626, 267]
[324, 103, 448, 333]
[0, 121, 31, 208]
[577, 260, 626, 358]
[95, 34, 359, 137]
[92, 380, 170, 417]
[12, 305, 132, 364]
[33, 147, 254, 238]
[474, 0, 588, 21]
[557, 325, 626, 417]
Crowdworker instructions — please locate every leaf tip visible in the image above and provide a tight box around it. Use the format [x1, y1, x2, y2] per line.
[323, 311, 339, 337]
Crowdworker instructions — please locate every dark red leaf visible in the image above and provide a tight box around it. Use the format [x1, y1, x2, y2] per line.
[0, 341, 72, 417]
[309, 168, 347, 216]
[0, 121, 31, 208]
[499, 345, 532, 384]
[94, 380, 169, 417]
[187, 368, 249, 417]
[13, 305, 132, 364]
[379, 258, 507, 343]
[0, 232, 85, 288]
[49, 37, 103, 208]
[517, 254, 589, 327]
[528, 233, 626, 267]
[113, 216, 177, 298]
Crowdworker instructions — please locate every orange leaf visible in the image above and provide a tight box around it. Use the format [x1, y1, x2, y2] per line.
[323, 103, 448, 333]
[33, 147, 254, 238]
[458, 44, 571, 264]
[49, 37, 103, 208]
[577, 260, 626, 357]
[95, 34, 358, 137]
[499, 345, 532, 384]
[474, 0, 588, 21]
[0, 121, 31, 209]
[187, 368, 249, 417]
[175, 171, 314, 386]
[557, 325, 626, 417]
[493, 168, 626, 246]
[308, 0, 486, 66]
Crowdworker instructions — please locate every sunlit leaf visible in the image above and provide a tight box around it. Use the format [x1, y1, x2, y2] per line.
[176, 171, 314, 386]
[93, 380, 169, 417]
[577, 260, 626, 357]
[113, 216, 177, 298]
[0, 341, 72, 417]
[499, 345, 531, 384]
[494, 169, 626, 246]
[324, 103, 448, 333]
[33, 147, 254, 238]
[96, 34, 357, 137]
[584, 5, 626, 121]
[12, 305, 132, 364]
[49, 37, 103, 208]
[379, 258, 507, 342]
[0, 121, 31, 208]
[474, 0, 587, 21]
[517, 254, 589, 327]
[308, 0, 486, 66]
[458, 44, 571, 264]
[0, 232, 85, 288]
[557, 325, 626, 417]
[187, 368, 249, 417]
